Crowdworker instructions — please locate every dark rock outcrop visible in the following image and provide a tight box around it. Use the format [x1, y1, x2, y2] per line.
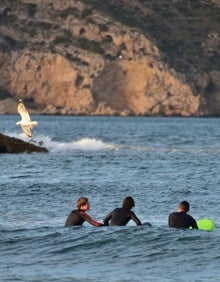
[0, 133, 48, 153]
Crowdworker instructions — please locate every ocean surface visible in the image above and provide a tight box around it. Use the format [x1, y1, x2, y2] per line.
[0, 115, 220, 282]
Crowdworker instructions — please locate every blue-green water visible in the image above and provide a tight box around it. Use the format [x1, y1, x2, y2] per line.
[0, 116, 220, 281]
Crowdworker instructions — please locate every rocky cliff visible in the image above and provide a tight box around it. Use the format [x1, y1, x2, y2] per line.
[0, 0, 219, 116]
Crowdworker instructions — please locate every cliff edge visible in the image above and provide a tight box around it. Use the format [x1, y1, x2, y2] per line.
[0, 0, 219, 116]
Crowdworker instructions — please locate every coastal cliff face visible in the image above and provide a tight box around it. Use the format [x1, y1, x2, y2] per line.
[0, 0, 219, 116]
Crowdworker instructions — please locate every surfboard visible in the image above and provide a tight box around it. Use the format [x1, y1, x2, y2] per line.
[196, 218, 215, 231]
[142, 219, 215, 230]
[142, 222, 152, 227]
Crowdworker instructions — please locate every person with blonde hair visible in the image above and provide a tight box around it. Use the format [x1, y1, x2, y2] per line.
[65, 197, 103, 227]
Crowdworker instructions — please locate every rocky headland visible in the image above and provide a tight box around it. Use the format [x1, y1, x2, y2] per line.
[0, 0, 220, 116]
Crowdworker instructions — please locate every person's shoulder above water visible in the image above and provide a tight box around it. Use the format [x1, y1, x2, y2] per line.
[103, 196, 143, 226]
[65, 209, 83, 227]
[65, 197, 103, 227]
[168, 200, 198, 229]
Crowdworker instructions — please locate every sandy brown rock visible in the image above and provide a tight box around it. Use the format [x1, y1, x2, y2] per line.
[0, 48, 199, 116]
[0, 98, 17, 114]
[0, 0, 219, 116]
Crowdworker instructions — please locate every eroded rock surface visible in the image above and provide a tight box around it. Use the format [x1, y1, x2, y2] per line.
[0, 0, 219, 116]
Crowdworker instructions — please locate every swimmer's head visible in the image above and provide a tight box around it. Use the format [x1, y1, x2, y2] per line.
[77, 197, 89, 209]
[178, 201, 190, 212]
[122, 196, 135, 209]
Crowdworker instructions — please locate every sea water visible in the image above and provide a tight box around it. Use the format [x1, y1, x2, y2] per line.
[0, 115, 220, 282]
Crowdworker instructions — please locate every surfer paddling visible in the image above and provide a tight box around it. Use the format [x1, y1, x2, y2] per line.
[168, 201, 198, 229]
[65, 197, 103, 227]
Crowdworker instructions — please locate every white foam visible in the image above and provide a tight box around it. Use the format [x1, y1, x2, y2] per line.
[3, 131, 116, 153]
[50, 137, 115, 153]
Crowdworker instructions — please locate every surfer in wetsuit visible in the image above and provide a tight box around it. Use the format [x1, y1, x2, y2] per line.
[103, 196, 142, 226]
[65, 197, 103, 227]
[168, 200, 198, 229]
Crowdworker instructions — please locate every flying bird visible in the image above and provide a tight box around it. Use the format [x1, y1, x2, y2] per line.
[16, 99, 38, 138]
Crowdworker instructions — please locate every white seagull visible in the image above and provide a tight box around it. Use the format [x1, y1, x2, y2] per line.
[16, 99, 38, 138]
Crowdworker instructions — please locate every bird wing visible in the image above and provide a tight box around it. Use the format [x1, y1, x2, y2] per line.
[21, 125, 32, 138]
[17, 100, 31, 121]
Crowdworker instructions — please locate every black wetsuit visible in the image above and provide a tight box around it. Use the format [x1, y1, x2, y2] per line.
[65, 209, 103, 227]
[168, 211, 198, 229]
[103, 207, 142, 226]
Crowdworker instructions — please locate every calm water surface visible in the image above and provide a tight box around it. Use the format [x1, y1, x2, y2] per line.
[0, 116, 220, 281]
